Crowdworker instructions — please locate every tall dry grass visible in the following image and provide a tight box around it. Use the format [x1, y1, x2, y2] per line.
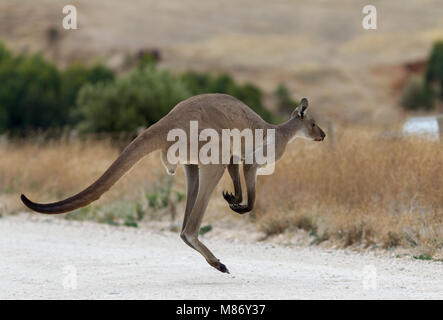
[255, 127, 442, 254]
[0, 127, 442, 255]
[0, 136, 173, 213]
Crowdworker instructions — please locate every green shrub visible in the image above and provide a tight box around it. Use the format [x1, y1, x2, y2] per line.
[400, 76, 434, 110]
[0, 106, 6, 133]
[66, 200, 138, 227]
[413, 253, 433, 261]
[0, 43, 115, 134]
[425, 40, 443, 98]
[0, 51, 62, 134]
[199, 224, 213, 235]
[137, 52, 158, 69]
[181, 71, 276, 123]
[144, 175, 184, 211]
[77, 65, 191, 133]
[0, 42, 12, 62]
[60, 64, 114, 124]
[0, 42, 277, 134]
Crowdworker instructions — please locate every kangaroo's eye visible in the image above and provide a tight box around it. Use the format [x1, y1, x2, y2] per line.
[312, 123, 315, 128]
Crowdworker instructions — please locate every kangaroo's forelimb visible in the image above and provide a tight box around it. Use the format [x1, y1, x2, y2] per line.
[228, 164, 257, 214]
[222, 162, 243, 207]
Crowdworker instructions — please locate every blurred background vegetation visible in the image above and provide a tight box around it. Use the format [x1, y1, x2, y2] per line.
[400, 41, 443, 111]
[0, 43, 283, 136]
[2, 38, 443, 136]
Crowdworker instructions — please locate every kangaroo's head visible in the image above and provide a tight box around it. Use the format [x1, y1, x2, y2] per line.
[291, 98, 326, 142]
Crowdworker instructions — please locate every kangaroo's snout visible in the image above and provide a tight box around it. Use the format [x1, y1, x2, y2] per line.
[315, 130, 326, 141]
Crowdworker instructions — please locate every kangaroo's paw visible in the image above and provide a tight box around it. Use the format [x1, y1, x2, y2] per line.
[222, 191, 241, 205]
[228, 203, 251, 214]
[222, 191, 235, 203]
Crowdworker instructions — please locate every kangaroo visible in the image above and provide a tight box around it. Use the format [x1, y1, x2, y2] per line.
[21, 93, 325, 273]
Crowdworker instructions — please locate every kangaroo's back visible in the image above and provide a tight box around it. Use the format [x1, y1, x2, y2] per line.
[163, 93, 270, 132]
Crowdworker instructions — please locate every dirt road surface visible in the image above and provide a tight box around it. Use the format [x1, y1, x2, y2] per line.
[0, 215, 441, 299]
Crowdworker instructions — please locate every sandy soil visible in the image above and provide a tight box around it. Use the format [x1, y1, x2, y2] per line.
[0, 214, 441, 299]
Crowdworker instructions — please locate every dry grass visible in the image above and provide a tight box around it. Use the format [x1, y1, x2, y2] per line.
[0, 127, 442, 255]
[0, 136, 174, 214]
[255, 127, 442, 255]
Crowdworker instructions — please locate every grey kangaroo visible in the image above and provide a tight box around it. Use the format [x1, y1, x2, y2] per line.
[21, 93, 325, 273]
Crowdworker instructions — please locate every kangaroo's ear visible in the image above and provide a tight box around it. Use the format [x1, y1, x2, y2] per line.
[292, 98, 309, 118]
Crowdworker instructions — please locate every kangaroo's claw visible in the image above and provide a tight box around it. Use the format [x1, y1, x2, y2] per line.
[222, 191, 235, 203]
[209, 260, 230, 274]
[223, 190, 242, 206]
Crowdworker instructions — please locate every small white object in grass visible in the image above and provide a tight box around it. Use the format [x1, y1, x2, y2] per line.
[402, 116, 440, 141]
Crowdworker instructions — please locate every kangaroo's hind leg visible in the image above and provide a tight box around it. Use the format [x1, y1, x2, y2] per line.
[180, 164, 229, 273]
[228, 164, 257, 214]
[180, 164, 199, 248]
[182, 164, 199, 230]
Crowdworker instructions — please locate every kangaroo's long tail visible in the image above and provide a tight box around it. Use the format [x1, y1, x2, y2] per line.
[21, 129, 162, 214]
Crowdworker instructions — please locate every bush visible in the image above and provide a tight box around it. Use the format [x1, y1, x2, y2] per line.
[77, 65, 191, 133]
[181, 71, 276, 123]
[60, 64, 114, 124]
[0, 49, 62, 134]
[425, 40, 443, 98]
[0, 44, 11, 132]
[0, 42, 277, 134]
[400, 76, 434, 110]
[77, 69, 278, 132]
[0, 43, 115, 134]
[137, 51, 158, 69]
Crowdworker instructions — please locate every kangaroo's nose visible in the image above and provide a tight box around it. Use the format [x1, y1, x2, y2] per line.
[315, 131, 326, 141]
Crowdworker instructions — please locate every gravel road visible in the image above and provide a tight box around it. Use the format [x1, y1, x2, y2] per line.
[0, 215, 441, 299]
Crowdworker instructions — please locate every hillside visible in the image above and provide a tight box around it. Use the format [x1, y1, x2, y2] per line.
[2, 0, 443, 123]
